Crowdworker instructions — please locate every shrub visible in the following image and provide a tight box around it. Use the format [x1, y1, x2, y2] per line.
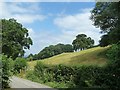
[72, 66, 101, 88]
[34, 62, 54, 83]
[33, 61, 120, 89]
[0, 54, 13, 88]
[105, 43, 120, 89]
[33, 62, 105, 88]
[31, 44, 120, 89]
[14, 57, 27, 73]
[26, 70, 41, 83]
[107, 43, 120, 61]
[26, 44, 120, 89]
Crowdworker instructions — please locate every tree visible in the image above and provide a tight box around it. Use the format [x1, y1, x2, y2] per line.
[33, 43, 74, 60]
[33, 54, 38, 60]
[99, 35, 109, 47]
[86, 37, 94, 48]
[90, 2, 120, 46]
[2, 19, 33, 59]
[55, 44, 73, 53]
[72, 34, 94, 51]
[63, 44, 73, 52]
[27, 53, 34, 61]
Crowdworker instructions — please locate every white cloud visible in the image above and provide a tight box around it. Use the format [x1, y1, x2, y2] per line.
[25, 28, 63, 55]
[0, 2, 46, 24]
[3, 0, 96, 2]
[25, 8, 102, 55]
[13, 14, 46, 24]
[54, 8, 102, 45]
[0, 2, 102, 56]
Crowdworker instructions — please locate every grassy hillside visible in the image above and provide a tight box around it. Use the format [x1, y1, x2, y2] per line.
[28, 46, 109, 69]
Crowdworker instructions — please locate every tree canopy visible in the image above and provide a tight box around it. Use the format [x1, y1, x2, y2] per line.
[91, 2, 120, 46]
[32, 43, 73, 60]
[2, 19, 33, 59]
[72, 34, 94, 51]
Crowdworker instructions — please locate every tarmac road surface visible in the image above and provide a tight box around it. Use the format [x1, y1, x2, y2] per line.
[9, 76, 54, 89]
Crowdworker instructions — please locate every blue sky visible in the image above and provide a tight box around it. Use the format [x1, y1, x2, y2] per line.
[1, 2, 102, 56]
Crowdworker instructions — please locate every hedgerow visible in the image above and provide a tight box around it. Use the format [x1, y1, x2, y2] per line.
[0, 54, 13, 88]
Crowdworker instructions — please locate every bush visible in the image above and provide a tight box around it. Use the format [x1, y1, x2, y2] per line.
[25, 44, 120, 89]
[26, 70, 41, 83]
[105, 43, 120, 89]
[14, 57, 27, 73]
[107, 43, 120, 61]
[34, 62, 54, 83]
[0, 54, 13, 88]
[32, 61, 120, 89]
[33, 62, 106, 88]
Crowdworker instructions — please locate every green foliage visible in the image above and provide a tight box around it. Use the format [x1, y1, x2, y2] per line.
[27, 54, 33, 61]
[107, 43, 120, 61]
[72, 34, 94, 51]
[14, 57, 27, 73]
[99, 35, 110, 47]
[33, 43, 73, 60]
[26, 43, 120, 89]
[29, 47, 108, 68]
[91, 2, 118, 32]
[106, 43, 120, 88]
[26, 59, 120, 88]
[0, 54, 13, 88]
[2, 18, 33, 59]
[31, 62, 98, 88]
[101, 43, 120, 89]
[91, 2, 120, 46]
[26, 70, 41, 83]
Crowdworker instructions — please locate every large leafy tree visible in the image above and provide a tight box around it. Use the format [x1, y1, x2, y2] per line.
[72, 34, 94, 51]
[90, 2, 120, 46]
[2, 19, 33, 59]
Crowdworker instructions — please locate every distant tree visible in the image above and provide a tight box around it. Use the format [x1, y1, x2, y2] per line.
[2, 19, 33, 59]
[90, 2, 120, 46]
[27, 53, 33, 61]
[28, 53, 33, 58]
[63, 44, 73, 52]
[33, 54, 38, 60]
[99, 35, 110, 47]
[55, 44, 73, 53]
[72, 34, 94, 51]
[86, 37, 94, 48]
[34, 43, 74, 60]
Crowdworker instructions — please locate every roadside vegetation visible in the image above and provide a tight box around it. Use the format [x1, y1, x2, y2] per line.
[1, 19, 31, 88]
[28, 46, 109, 69]
[0, 2, 120, 89]
[26, 43, 120, 89]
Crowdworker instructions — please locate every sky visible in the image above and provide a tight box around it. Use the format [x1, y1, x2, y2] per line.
[0, 2, 103, 56]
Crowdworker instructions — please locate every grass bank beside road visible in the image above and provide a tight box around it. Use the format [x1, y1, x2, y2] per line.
[28, 46, 109, 69]
[25, 46, 110, 88]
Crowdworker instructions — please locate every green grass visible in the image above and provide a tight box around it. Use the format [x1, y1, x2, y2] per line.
[28, 46, 109, 69]
[26, 46, 110, 88]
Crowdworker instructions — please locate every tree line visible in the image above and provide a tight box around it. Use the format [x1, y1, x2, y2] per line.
[2, 2, 120, 60]
[1, 18, 95, 60]
[28, 34, 94, 60]
[30, 44, 73, 60]
[29, 34, 94, 60]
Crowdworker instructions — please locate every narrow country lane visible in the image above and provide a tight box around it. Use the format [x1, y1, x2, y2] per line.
[9, 76, 55, 89]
